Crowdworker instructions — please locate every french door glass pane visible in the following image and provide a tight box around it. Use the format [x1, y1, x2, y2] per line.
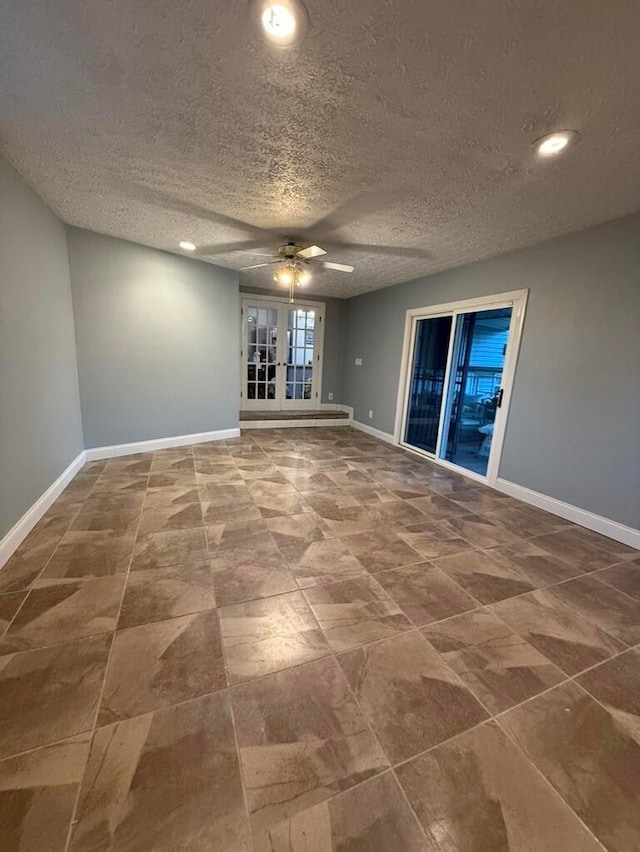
[287, 308, 315, 402]
[439, 307, 512, 475]
[246, 306, 278, 401]
[404, 316, 453, 453]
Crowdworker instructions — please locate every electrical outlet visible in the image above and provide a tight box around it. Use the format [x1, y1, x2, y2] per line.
[328, 392, 334, 401]
[368, 409, 373, 419]
[355, 357, 363, 366]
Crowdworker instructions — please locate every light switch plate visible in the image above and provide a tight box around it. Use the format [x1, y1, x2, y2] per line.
[355, 357, 363, 366]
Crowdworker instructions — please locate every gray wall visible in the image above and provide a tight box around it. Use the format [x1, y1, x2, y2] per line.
[240, 286, 347, 404]
[0, 158, 84, 538]
[343, 214, 640, 528]
[68, 229, 240, 447]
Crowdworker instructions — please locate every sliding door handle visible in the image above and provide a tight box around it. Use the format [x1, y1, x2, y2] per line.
[496, 388, 504, 408]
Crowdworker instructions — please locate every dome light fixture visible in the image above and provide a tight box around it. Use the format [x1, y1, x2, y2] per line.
[252, 0, 309, 48]
[274, 261, 310, 301]
[534, 130, 578, 158]
[178, 241, 196, 251]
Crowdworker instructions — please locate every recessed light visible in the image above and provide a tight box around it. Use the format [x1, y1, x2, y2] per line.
[262, 5, 296, 39]
[534, 130, 578, 157]
[179, 241, 196, 251]
[252, 0, 309, 48]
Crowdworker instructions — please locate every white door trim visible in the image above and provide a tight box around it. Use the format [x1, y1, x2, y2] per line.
[240, 296, 326, 411]
[393, 289, 529, 486]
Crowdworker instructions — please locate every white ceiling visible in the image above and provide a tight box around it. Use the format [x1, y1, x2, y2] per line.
[1, 0, 639, 298]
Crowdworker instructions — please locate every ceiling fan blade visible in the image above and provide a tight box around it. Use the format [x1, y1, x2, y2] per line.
[109, 179, 272, 240]
[296, 244, 326, 260]
[321, 240, 432, 259]
[321, 261, 354, 273]
[196, 240, 273, 256]
[240, 261, 278, 270]
[307, 190, 406, 236]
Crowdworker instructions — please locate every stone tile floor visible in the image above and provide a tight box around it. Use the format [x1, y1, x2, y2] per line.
[0, 427, 639, 851]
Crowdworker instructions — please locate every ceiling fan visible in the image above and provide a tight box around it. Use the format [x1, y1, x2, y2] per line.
[240, 241, 354, 300]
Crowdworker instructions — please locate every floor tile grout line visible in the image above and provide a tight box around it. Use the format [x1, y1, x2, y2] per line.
[487, 606, 639, 692]
[504, 572, 640, 647]
[585, 567, 640, 606]
[3, 479, 632, 650]
[3, 429, 637, 849]
[365, 648, 570, 838]
[66, 467, 631, 656]
[493, 713, 610, 851]
[327, 650, 433, 846]
[0, 626, 125, 657]
[0, 589, 30, 645]
[196, 460, 256, 852]
[0, 691, 236, 768]
[2, 575, 631, 766]
[2, 629, 632, 801]
[297, 575, 411, 655]
[325, 546, 631, 655]
[271, 486, 623, 576]
[400, 556, 638, 644]
[0, 504, 85, 641]
[234, 494, 573, 594]
[0, 729, 97, 766]
[226, 679, 257, 852]
[387, 634, 640, 782]
[62, 470, 150, 852]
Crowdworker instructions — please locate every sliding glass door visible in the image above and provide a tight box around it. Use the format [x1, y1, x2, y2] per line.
[404, 316, 452, 454]
[400, 294, 526, 481]
[439, 307, 512, 476]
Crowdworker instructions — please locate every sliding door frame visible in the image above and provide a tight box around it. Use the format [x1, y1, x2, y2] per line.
[393, 289, 529, 486]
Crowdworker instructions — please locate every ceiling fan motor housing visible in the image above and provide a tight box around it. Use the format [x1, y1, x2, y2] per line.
[279, 242, 304, 260]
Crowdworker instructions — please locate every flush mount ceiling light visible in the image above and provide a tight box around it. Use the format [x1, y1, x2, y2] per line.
[534, 130, 578, 157]
[251, 0, 309, 48]
[178, 241, 196, 251]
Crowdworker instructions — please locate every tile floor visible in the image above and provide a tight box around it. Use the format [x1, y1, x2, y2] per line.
[0, 427, 639, 851]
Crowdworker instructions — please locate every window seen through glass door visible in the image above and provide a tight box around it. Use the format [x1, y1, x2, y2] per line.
[287, 309, 315, 402]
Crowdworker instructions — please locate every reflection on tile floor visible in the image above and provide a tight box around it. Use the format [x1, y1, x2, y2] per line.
[0, 426, 638, 851]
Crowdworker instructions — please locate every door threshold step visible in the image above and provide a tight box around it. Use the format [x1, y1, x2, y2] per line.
[240, 409, 349, 423]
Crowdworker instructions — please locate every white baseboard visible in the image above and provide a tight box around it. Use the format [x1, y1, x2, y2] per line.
[349, 418, 396, 445]
[0, 451, 87, 569]
[241, 418, 350, 430]
[0, 428, 240, 571]
[350, 419, 639, 548]
[495, 478, 640, 550]
[85, 428, 240, 461]
[3, 425, 636, 577]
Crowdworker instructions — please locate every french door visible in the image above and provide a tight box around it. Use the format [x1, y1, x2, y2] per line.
[241, 297, 324, 411]
[396, 291, 528, 483]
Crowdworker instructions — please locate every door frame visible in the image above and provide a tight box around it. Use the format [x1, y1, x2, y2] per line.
[240, 294, 326, 411]
[393, 289, 528, 486]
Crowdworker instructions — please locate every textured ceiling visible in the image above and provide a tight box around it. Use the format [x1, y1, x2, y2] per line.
[1, 0, 639, 298]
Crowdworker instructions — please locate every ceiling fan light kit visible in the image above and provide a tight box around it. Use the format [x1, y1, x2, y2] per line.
[240, 241, 355, 301]
[274, 262, 310, 301]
